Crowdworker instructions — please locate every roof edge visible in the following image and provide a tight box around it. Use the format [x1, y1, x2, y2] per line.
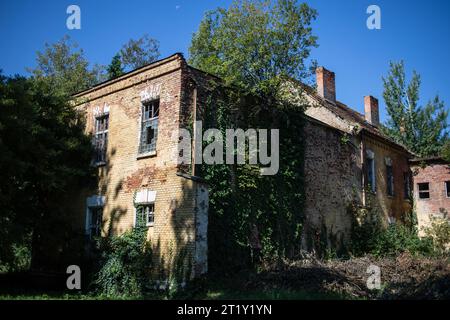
[72, 53, 184, 97]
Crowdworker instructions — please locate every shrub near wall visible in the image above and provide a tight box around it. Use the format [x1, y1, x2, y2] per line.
[94, 226, 153, 297]
[349, 204, 436, 258]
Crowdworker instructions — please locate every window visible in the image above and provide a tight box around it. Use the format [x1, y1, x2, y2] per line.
[403, 172, 411, 199]
[134, 189, 156, 227]
[85, 195, 105, 239]
[418, 183, 430, 199]
[386, 164, 394, 196]
[136, 204, 155, 227]
[138, 99, 159, 154]
[94, 114, 108, 163]
[87, 207, 103, 238]
[446, 181, 450, 198]
[366, 150, 376, 192]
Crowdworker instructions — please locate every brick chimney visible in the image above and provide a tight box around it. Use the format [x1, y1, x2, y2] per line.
[364, 95, 379, 127]
[316, 67, 336, 103]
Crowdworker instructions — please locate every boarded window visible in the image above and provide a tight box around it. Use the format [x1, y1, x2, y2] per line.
[139, 99, 159, 154]
[418, 183, 430, 199]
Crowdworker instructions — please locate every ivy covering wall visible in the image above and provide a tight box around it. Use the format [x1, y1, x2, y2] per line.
[197, 83, 308, 272]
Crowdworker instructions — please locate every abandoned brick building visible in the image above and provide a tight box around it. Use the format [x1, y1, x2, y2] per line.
[73, 54, 210, 278]
[288, 67, 413, 250]
[410, 157, 450, 234]
[72, 53, 439, 276]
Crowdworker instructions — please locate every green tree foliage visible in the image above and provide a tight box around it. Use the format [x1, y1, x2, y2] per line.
[190, 0, 318, 270]
[0, 74, 94, 271]
[441, 139, 450, 162]
[107, 54, 125, 80]
[382, 61, 448, 157]
[189, 0, 318, 96]
[119, 34, 160, 70]
[349, 206, 435, 257]
[27, 35, 104, 96]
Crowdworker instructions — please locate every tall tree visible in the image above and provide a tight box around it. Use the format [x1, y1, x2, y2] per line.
[119, 34, 160, 70]
[0, 73, 94, 271]
[382, 61, 448, 157]
[189, 0, 318, 96]
[107, 54, 125, 80]
[27, 35, 104, 96]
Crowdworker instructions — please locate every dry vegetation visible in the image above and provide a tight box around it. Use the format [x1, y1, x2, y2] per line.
[243, 253, 450, 299]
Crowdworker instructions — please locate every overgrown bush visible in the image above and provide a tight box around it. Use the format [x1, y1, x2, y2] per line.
[424, 215, 450, 255]
[371, 224, 434, 257]
[94, 227, 152, 298]
[350, 205, 435, 257]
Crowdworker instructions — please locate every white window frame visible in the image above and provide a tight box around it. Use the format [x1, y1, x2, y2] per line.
[134, 189, 157, 228]
[138, 99, 159, 156]
[94, 114, 109, 164]
[418, 182, 430, 200]
[134, 203, 155, 227]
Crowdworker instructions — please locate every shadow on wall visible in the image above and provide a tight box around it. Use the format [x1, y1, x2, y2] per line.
[94, 146, 200, 288]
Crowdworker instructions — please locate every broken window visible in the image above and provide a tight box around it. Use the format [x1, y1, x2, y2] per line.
[94, 114, 108, 163]
[139, 99, 159, 154]
[418, 183, 430, 199]
[386, 164, 394, 196]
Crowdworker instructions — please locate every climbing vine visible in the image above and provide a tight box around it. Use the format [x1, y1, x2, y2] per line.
[199, 82, 308, 272]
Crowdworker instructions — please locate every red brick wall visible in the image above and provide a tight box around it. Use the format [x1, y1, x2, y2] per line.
[411, 162, 450, 233]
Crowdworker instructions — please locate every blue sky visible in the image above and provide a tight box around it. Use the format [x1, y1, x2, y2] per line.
[1, 0, 449, 123]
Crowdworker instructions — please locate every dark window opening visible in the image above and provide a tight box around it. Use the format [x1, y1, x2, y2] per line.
[94, 115, 109, 163]
[386, 165, 394, 196]
[367, 157, 375, 192]
[146, 126, 155, 145]
[89, 207, 103, 238]
[418, 182, 430, 199]
[446, 181, 450, 198]
[403, 172, 411, 199]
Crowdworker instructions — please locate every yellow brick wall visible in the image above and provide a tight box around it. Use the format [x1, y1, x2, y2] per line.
[74, 54, 203, 278]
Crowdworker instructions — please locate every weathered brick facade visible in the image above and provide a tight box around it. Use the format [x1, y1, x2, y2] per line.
[410, 158, 450, 234]
[73, 54, 209, 279]
[71, 53, 436, 272]
[287, 67, 413, 250]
